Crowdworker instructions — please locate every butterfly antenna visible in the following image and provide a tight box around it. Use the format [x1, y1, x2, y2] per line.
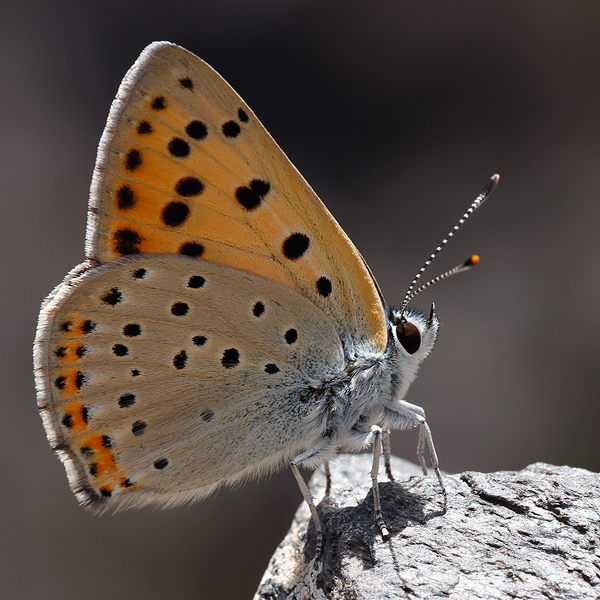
[399, 174, 499, 317]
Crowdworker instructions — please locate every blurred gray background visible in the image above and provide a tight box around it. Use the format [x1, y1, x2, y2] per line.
[2, 1, 600, 598]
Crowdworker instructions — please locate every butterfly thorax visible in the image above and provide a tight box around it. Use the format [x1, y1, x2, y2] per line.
[306, 306, 439, 457]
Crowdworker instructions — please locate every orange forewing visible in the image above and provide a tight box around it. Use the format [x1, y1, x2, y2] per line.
[88, 42, 387, 352]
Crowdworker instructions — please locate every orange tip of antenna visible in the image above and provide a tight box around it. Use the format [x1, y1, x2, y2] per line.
[466, 254, 480, 266]
[481, 175, 499, 198]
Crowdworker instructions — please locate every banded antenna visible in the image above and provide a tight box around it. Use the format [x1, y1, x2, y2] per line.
[399, 174, 499, 318]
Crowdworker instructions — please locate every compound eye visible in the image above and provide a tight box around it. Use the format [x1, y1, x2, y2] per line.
[396, 321, 421, 355]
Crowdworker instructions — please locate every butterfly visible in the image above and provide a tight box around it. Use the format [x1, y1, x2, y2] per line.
[34, 41, 497, 551]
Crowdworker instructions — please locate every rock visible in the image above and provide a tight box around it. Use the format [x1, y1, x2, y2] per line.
[254, 454, 600, 599]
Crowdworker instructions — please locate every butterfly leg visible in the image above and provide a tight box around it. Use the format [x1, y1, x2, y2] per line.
[290, 439, 332, 558]
[370, 425, 390, 540]
[290, 462, 322, 557]
[382, 428, 395, 481]
[416, 422, 428, 475]
[324, 461, 332, 496]
[383, 400, 447, 507]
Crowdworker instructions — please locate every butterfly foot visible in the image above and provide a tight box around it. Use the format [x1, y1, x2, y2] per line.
[434, 466, 448, 509]
[384, 462, 395, 482]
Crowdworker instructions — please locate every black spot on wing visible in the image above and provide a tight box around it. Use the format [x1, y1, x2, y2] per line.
[221, 348, 239, 368]
[235, 179, 270, 211]
[171, 302, 189, 316]
[136, 121, 153, 134]
[113, 344, 128, 357]
[168, 137, 190, 157]
[151, 96, 166, 110]
[179, 242, 204, 257]
[123, 324, 141, 337]
[101, 288, 122, 306]
[81, 320, 95, 334]
[118, 393, 136, 408]
[161, 201, 189, 227]
[222, 121, 241, 137]
[173, 350, 187, 369]
[316, 277, 332, 297]
[186, 120, 207, 140]
[175, 177, 204, 197]
[188, 275, 205, 288]
[113, 228, 142, 255]
[283, 233, 310, 260]
[201, 409, 214, 422]
[116, 185, 135, 210]
[125, 149, 142, 171]
[132, 420, 146, 436]
[74, 371, 86, 390]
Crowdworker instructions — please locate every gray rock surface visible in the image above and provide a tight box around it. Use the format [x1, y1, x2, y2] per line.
[254, 454, 600, 599]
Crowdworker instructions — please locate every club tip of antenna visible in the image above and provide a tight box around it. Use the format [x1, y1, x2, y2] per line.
[483, 174, 500, 196]
[466, 254, 480, 266]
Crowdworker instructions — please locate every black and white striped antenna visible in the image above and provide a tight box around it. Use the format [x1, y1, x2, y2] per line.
[399, 174, 499, 318]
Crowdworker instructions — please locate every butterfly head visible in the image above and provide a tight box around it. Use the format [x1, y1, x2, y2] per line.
[389, 302, 438, 357]
[385, 303, 439, 398]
